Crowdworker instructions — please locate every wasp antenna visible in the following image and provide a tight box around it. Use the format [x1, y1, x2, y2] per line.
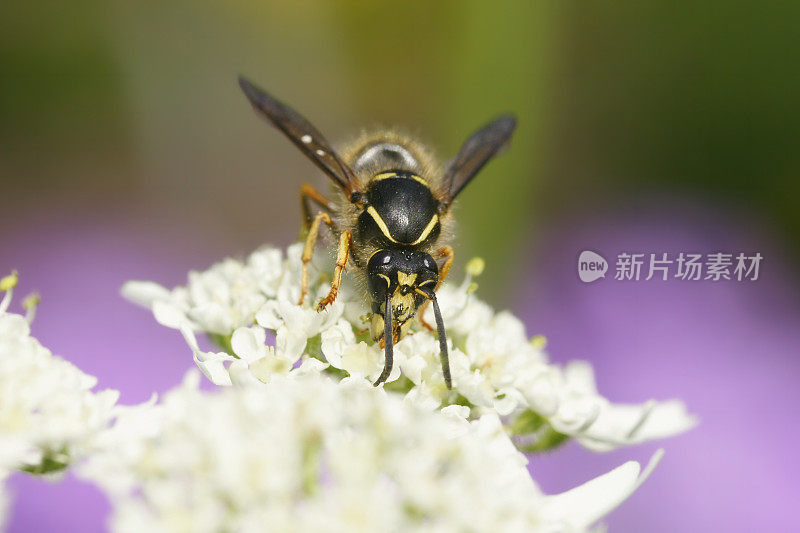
[430, 293, 451, 390]
[374, 297, 393, 387]
[412, 288, 451, 390]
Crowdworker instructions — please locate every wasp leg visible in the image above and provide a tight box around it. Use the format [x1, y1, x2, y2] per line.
[435, 245, 455, 290]
[420, 246, 455, 331]
[299, 211, 334, 306]
[316, 230, 351, 311]
[300, 183, 333, 231]
[376, 322, 401, 345]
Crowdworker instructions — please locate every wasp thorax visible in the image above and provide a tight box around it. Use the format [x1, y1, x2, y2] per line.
[366, 249, 438, 336]
[356, 172, 442, 247]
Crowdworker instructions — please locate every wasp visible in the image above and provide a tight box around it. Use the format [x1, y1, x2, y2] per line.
[239, 77, 516, 390]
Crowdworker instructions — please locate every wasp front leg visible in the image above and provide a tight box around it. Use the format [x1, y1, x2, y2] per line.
[434, 245, 454, 291]
[300, 183, 333, 232]
[299, 211, 334, 306]
[420, 245, 455, 331]
[317, 230, 351, 311]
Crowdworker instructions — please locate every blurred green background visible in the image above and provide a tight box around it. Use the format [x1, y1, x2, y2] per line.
[1, 0, 797, 302]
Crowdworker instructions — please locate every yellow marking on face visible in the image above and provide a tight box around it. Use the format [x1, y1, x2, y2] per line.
[418, 279, 435, 287]
[396, 272, 418, 286]
[390, 291, 417, 323]
[409, 214, 439, 246]
[366, 206, 399, 244]
[414, 287, 431, 299]
[378, 273, 391, 286]
[390, 272, 420, 323]
[370, 312, 384, 341]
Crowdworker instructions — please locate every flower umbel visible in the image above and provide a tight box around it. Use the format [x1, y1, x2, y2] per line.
[0, 274, 119, 475]
[123, 244, 696, 453]
[0, 251, 695, 531]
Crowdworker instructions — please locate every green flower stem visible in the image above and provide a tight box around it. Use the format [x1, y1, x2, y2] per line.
[21, 449, 69, 476]
[301, 434, 322, 496]
[510, 409, 570, 453]
[207, 333, 235, 356]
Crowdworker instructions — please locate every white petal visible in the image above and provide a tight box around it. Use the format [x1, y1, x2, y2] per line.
[493, 387, 526, 417]
[563, 360, 598, 395]
[229, 360, 260, 387]
[193, 352, 232, 386]
[120, 281, 171, 308]
[538, 449, 664, 529]
[292, 358, 329, 376]
[231, 326, 267, 362]
[441, 404, 470, 420]
[152, 301, 188, 329]
[577, 401, 697, 451]
[320, 319, 355, 369]
[255, 301, 282, 330]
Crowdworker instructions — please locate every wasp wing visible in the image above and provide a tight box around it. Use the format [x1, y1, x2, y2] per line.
[239, 76, 358, 194]
[441, 115, 517, 208]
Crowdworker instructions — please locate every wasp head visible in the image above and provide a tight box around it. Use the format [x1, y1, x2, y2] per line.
[367, 249, 451, 389]
[366, 249, 437, 328]
[365, 248, 451, 390]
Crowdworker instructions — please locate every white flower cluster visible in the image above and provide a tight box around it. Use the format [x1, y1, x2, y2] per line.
[81, 370, 662, 533]
[0, 273, 119, 476]
[0, 245, 694, 533]
[124, 244, 696, 452]
[0, 254, 693, 531]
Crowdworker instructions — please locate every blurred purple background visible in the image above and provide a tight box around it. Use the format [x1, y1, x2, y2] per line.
[523, 203, 800, 532]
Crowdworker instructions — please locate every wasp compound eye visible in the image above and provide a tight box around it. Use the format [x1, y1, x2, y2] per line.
[417, 252, 438, 283]
[367, 250, 396, 302]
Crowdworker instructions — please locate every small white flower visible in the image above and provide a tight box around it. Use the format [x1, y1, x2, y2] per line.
[255, 294, 342, 361]
[319, 318, 356, 369]
[0, 276, 119, 475]
[230, 326, 295, 383]
[177, 323, 236, 386]
[122, 245, 308, 336]
[541, 362, 697, 451]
